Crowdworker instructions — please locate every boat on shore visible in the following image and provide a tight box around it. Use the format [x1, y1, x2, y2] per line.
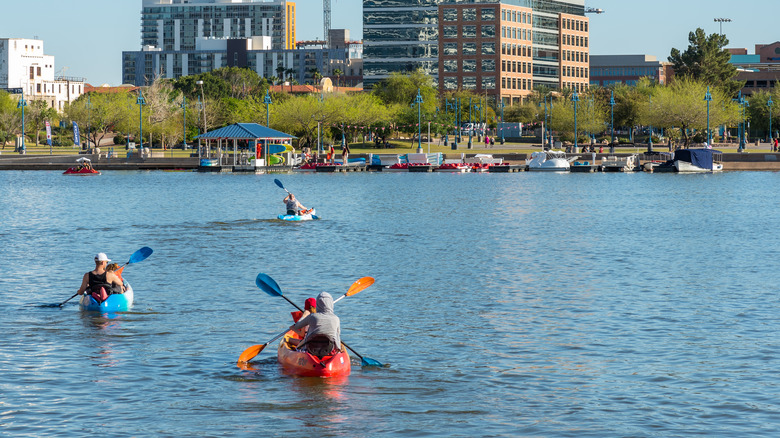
[79, 281, 133, 312]
[277, 331, 351, 377]
[674, 149, 723, 173]
[526, 150, 577, 171]
[278, 208, 318, 221]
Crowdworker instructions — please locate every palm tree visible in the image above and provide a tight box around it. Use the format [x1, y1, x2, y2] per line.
[333, 68, 343, 87]
[309, 68, 322, 87]
[276, 65, 286, 83]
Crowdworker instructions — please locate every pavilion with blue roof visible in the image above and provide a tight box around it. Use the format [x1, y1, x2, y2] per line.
[195, 123, 297, 167]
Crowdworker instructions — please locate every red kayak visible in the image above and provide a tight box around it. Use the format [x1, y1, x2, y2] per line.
[63, 166, 100, 175]
[277, 331, 351, 377]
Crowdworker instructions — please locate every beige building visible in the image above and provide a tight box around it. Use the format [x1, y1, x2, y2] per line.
[438, 2, 589, 106]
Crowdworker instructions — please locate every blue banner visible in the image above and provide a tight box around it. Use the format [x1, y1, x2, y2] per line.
[72, 122, 80, 146]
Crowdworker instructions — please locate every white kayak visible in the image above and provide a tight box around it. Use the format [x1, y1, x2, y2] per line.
[278, 208, 319, 221]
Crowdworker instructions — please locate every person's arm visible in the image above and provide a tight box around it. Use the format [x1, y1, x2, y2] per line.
[107, 272, 126, 292]
[291, 314, 312, 331]
[77, 272, 89, 295]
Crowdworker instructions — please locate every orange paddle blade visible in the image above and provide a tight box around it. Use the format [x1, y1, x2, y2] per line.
[238, 344, 265, 363]
[346, 277, 375, 297]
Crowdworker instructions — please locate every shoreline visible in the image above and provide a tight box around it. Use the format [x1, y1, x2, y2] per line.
[2, 152, 780, 172]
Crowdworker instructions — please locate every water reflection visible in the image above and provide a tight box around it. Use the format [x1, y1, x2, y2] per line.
[79, 312, 124, 369]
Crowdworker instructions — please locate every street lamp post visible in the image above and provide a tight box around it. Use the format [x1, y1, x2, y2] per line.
[648, 96, 654, 152]
[264, 90, 272, 127]
[609, 90, 616, 152]
[473, 101, 482, 145]
[499, 100, 505, 144]
[86, 94, 92, 151]
[467, 97, 473, 149]
[411, 88, 424, 153]
[768, 96, 774, 146]
[137, 90, 146, 154]
[572, 88, 579, 152]
[17, 91, 27, 154]
[196, 80, 206, 134]
[704, 86, 713, 146]
[181, 96, 187, 150]
[446, 98, 460, 144]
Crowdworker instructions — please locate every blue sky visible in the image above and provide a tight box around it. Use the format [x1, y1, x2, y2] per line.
[1, 0, 777, 85]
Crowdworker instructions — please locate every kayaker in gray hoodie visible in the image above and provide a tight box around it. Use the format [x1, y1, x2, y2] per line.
[290, 291, 341, 357]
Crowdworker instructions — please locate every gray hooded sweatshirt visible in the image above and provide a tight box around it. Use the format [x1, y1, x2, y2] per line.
[292, 291, 341, 349]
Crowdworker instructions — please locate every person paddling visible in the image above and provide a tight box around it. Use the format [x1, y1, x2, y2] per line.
[289, 292, 341, 358]
[289, 297, 316, 347]
[77, 253, 125, 303]
[283, 193, 308, 216]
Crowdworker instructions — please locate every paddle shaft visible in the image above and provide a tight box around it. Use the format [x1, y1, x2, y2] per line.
[60, 249, 150, 307]
[278, 295, 372, 364]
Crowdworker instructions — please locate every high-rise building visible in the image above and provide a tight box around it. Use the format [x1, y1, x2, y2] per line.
[363, 0, 589, 101]
[589, 55, 668, 87]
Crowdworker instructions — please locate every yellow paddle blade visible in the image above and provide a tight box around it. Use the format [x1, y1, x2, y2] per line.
[237, 344, 265, 364]
[346, 277, 375, 297]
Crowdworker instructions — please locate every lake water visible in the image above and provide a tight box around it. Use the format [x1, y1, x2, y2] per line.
[1, 169, 779, 437]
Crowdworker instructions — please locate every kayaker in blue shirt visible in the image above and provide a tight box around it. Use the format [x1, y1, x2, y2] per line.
[283, 193, 307, 216]
[290, 292, 341, 357]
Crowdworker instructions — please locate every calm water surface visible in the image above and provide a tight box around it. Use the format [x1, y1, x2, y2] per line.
[1, 169, 779, 437]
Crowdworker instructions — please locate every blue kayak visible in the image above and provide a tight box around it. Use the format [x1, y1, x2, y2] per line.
[79, 282, 134, 312]
[278, 208, 319, 221]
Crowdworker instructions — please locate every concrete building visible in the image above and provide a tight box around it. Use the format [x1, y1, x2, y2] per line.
[364, 0, 589, 95]
[728, 42, 780, 95]
[0, 38, 84, 111]
[589, 55, 668, 87]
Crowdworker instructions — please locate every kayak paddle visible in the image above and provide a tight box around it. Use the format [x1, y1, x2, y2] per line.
[238, 328, 289, 363]
[254, 273, 383, 367]
[274, 178, 291, 194]
[55, 247, 153, 308]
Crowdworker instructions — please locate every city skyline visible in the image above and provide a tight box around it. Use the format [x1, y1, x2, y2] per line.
[1, 0, 777, 86]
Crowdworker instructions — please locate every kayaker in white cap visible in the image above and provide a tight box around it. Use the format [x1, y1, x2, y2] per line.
[77, 253, 125, 302]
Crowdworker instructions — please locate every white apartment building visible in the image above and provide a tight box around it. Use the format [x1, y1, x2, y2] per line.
[0, 38, 84, 111]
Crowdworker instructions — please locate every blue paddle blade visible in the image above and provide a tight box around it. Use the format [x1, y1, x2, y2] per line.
[128, 247, 153, 264]
[361, 357, 383, 367]
[256, 273, 283, 297]
[274, 179, 284, 189]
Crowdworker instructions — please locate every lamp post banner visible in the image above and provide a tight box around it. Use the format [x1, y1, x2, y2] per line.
[72, 122, 80, 146]
[45, 121, 52, 146]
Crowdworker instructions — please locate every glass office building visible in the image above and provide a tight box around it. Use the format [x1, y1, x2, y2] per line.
[363, 0, 585, 89]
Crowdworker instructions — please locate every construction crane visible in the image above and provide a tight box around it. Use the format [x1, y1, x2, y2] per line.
[324, 0, 331, 43]
[585, 7, 605, 14]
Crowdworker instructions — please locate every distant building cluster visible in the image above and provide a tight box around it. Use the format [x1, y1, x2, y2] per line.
[728, 42, 780, 95]
[0, 38, 84, 111]
[122, 0, 362, 87]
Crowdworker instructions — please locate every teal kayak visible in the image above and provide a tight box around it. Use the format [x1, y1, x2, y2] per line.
[79, 281, 134, 312]
[278, 208, 319, 221]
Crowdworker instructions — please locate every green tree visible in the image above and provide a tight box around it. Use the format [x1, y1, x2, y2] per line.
[642, 77, 741, 146]
[372, 69, 437, 113]
[0, 91, 21, 149]
[26, 100, 58, 146]
[332, 69, 343, 87]
[746, 86, 780, 139]
[669, 28, 742, 96]
[67, 92, 135, 149]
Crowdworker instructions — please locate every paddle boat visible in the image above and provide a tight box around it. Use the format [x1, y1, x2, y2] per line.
[79, 281, 134, 312]
[277, 330, 351, 378]
[278, 208, 318, 221]
[63, 157, 100, 175]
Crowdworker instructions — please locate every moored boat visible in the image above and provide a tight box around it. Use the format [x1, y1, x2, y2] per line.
[277, 331, 351, 377]
[278, 208, 318, 221]
[79, 281, 134, 312]
[526, 150, 577, 171]
[673, 148, 723, 173]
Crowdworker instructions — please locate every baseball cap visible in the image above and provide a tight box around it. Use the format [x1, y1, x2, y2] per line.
[95, 253, 111, 262]
[304, 298, 316, 311]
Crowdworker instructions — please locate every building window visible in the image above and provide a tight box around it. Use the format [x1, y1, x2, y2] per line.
[463, 25, 477, 38]
[37, 67, 41, 77]
[443, 8, 458, 22]
[481, 25, 495, 38]
[463, 76, 477, 89]
[482, 76, 496, 89]
[481, 8, 495, 21]
[443, 26, 458, 39]
[30, 67, 34, 80]
[444, 77, 458, 90]
[462, 43, 477, 55]
[443, 43, 458, 56]
[463, 60, 477, 72]
[482, 59, 496, 72]
[463, 8, 477, 22]
[443, 60, 458, 72]
[482, 42, 495, 55]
